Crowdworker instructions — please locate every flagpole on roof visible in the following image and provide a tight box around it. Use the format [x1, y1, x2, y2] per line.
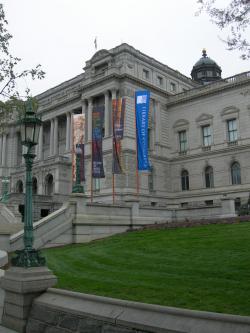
[94, 37, 97, 51]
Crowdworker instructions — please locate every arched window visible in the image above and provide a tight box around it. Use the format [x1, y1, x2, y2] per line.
[181, 170, 189, 191]
[16, 180, 23, 193]
[231, 162, 241, 185]
[32, 177, 38, 195]
[205, 166, 214, 188]
[45, 174, 54, 195]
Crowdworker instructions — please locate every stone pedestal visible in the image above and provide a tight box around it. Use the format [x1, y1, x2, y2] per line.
[125, 199, 140, 230]
[221, 197, 236, 218]
[0, 266, 57, 333]
[70, 193, 87, 214]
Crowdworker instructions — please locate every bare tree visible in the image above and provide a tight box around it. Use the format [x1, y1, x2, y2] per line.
[0, 3, 45, 99]
[197, 0, 250, 59]
[0, 3, 44, 131]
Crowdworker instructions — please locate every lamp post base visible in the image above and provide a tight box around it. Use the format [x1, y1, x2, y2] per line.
[1, 266, 57, 333]
[11, 248, 46, 268]
[72, 184, 84, 193]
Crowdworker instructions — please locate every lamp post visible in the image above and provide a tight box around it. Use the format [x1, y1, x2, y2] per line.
[11, 99, 45, 268]
[72, 144, 84, 193]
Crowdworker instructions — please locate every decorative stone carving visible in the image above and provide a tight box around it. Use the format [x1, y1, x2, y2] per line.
[91, 49, 110, 63]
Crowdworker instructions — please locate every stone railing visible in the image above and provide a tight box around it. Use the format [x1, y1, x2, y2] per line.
[0, 203, 19, 224]
[167, 71, 250, 105]
[10, 201, 76, 251]
[26, 288, 250, 333]
[0, 195, 236, 252]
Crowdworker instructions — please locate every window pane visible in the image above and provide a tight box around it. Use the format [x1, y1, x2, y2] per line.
[202, 125, 212, 146]
[228, 119, 237, 142]
[181, 170, 189, 190]
[179, 131, 187, 151]
[205, 167, 214, 188]
[231, 163, 241, 185]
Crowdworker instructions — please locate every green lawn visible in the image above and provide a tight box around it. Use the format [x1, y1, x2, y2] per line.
[43, 222, 250, 316]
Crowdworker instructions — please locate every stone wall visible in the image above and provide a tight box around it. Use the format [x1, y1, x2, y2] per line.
[26, 288, 250, 333]
[0, 195, 236, 252]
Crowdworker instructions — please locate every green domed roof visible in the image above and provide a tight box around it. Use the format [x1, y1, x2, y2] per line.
[194, 54, 219, 67]
[191, 49, 222, 83]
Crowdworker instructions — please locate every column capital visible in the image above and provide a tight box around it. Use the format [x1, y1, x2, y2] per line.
[111, 89, 117, 99]
[88, 97, 93, 104]
[81, 98, 88, 105]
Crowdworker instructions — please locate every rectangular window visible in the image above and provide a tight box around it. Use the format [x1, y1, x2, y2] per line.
[227, 119, 237, 142]
[170, 82, 176, 92]
[157, 76, 163, 86]
[202, 125, 212, 146]
[179, 130, 187, 152]
[143, 69, 149, 79]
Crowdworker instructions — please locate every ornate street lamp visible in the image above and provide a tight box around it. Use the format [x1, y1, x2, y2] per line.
[72, 144, 84, 193]
[11, 99, 45, 267]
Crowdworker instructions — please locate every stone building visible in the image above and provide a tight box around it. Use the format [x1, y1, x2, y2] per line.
[0, 43, 249, 219]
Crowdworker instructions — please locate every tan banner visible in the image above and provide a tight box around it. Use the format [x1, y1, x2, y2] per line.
[72, 114, 85, 181]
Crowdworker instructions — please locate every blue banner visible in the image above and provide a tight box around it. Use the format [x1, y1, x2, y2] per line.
[92, 105, 105, 178]
[135, 90, 150, 171]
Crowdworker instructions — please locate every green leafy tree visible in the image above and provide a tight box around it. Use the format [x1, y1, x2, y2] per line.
[197, 0, 250, 59]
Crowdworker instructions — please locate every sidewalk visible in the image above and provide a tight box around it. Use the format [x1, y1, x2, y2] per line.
[0, 270, 18, 333]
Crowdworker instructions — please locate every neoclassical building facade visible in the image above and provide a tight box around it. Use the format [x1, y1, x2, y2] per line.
[0, 43, 249, 219]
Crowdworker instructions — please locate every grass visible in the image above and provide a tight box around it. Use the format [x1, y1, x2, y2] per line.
[43, 222, 250, 316]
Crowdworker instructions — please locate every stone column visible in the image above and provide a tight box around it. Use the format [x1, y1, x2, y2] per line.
[104, 91, 110, 137]
[54, 116, 58, 156]
[38, 124, 43, 160]
[87, 98, 93, 142]
[111, 89, 117, 102]
[35, 144, 38, 159]
[69, 113, 73, 151]
[155, 101, 161, 144]
[0, 135, 2, 166]
[2, 133, 7, 166]
[65, 112, 71, 152]
[49, 119, 54, 156]
[111, 89, 117, 135]
[22, 146, 25, 165]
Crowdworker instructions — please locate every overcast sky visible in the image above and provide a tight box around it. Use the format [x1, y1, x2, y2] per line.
[1, 0, 250, 97]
